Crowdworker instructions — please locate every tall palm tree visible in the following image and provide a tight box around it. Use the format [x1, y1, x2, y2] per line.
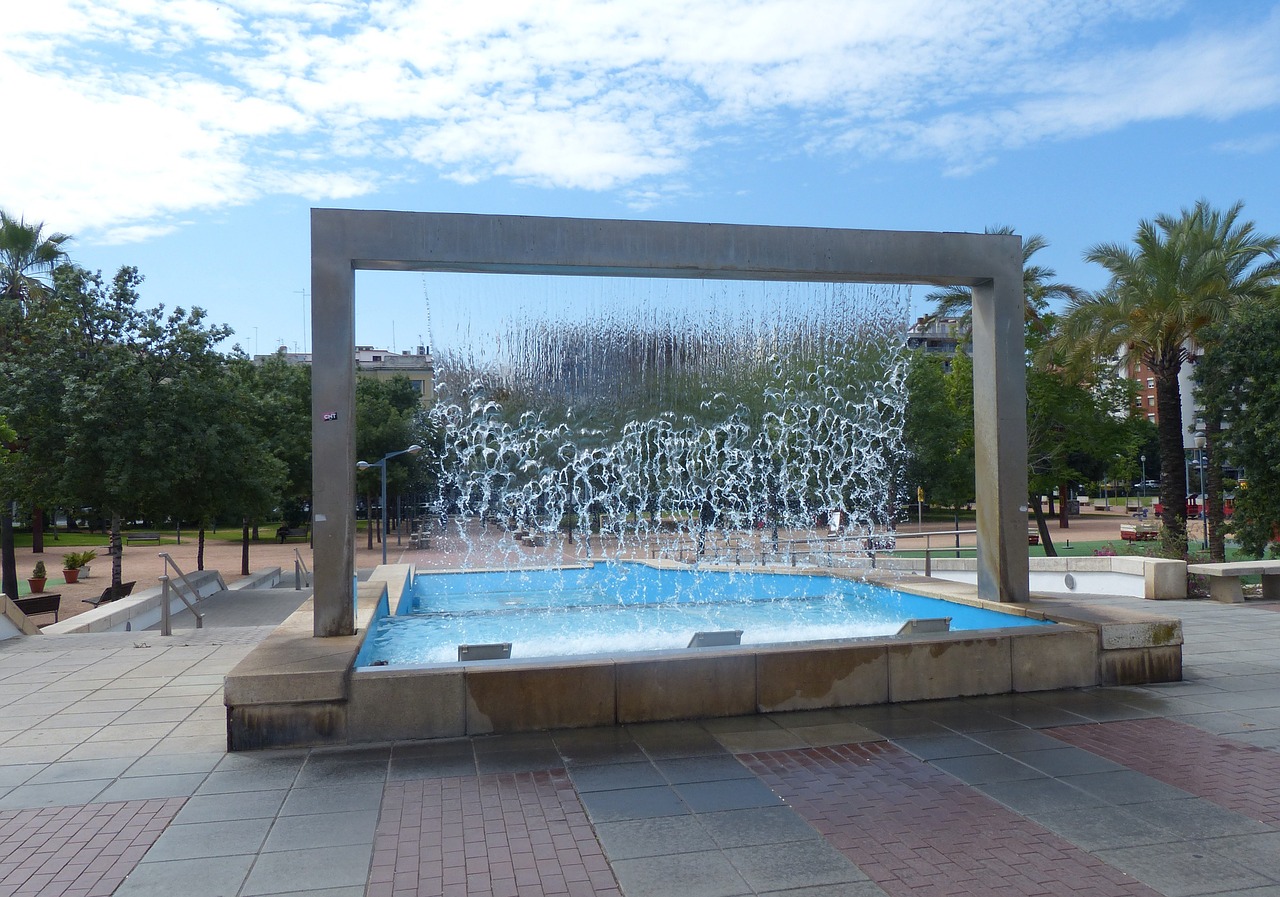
[1053, 200, 1279, 559]
[926, 226, 1085, 337]
[0, 212, 71, 311]
[0, 212, 72, 599]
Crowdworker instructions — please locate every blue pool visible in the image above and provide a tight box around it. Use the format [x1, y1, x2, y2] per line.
[358, 564, 1050, 666]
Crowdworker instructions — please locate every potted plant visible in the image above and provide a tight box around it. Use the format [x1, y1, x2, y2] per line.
[28, 562, 47, 594]
[62, 552, 84, 584]
[76, 549, 96, 577]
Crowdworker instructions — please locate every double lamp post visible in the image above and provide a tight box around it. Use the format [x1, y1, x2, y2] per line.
[357, 444, 422, 564]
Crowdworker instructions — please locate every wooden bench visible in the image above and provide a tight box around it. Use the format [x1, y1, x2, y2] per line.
[276, 525, 310, 543]
[1121, 521, 1160, 541]
[15, 593, 61, 623]
[82, 581, 136, 608]
[126, 532, 161, 544]
[1186, 561, 1280, 604]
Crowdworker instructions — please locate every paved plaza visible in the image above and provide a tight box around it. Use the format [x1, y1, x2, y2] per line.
[3, 581, 1280, 896]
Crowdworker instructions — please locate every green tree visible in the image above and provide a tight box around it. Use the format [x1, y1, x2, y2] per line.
[902, 351, 974, 514]
[1054, 200, 1279, 558]
[1195, 298, 1280, 557]
[0, 212, 71, 599]
[149, 338, 285, 571]
[252, 351, 312, 524]
[30, 266, 244, 588]
[356, 377, 423, 549]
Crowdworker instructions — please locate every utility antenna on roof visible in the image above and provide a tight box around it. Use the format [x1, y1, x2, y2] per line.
[421, 277, 434, 355]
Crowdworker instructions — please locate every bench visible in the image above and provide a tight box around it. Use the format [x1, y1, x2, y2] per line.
[82, 581, 136, 608]
[15, 593, 61, 623]
[1028, 528, 1040, 545]
[1121, 521, 1160, 541]
[126, 532, 161, 544]
[276, 525, 310, 543]
[1186, 561, 1280, 604]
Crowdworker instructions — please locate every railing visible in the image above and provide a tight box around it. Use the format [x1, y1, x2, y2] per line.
[158, 552, 204, 636]
[644, 526, 983, 573]
[294, 548, 312, 590]
[892, 528, 978, 576]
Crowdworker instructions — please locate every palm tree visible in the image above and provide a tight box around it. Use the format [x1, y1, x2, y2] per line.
[926, 226, 1085, 337]
[0, 212, 71, 311]
[0, 211, 72, 599]
[1053, 200, 1279, 559]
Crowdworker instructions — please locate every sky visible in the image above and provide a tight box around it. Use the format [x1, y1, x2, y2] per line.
[3, 0, 1279, 357]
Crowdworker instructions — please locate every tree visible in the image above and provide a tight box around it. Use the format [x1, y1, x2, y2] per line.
[1195, 298, 1280, 557]
[902, 351, 975, 516]
[1025, 356, 1141, 553]
[147, 333, 285, 571]
[356, 377, 423, 549]
[1054, 200, 1279, 559]
[252, 351, 312, 527]
[926, 226, 1084, 337]
[28, 266, 246, 588]
[0, 212, 71, 599]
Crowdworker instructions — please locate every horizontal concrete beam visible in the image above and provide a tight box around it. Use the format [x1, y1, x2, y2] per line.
[315, 210, 1017, 286]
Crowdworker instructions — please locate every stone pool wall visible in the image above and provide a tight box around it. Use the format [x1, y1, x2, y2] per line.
[224, 565, 1182, 751]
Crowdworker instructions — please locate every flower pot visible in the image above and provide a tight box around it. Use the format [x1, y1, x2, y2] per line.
[63, 568, 80, 584]
[27, 578, 47, 594]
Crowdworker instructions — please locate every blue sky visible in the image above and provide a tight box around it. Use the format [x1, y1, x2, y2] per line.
[4, 0, 1279, 355]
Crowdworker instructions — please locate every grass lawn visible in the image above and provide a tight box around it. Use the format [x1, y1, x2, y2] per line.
[9, 523, 296, 549]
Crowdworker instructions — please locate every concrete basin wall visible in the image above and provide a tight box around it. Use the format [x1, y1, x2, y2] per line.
[224, 566, 1183, 750]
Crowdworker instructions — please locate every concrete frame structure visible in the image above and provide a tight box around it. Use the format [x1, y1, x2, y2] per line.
[310, 210, 1028, 636]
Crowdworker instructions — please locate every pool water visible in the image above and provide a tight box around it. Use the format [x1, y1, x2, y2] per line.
[359, 564, 1049, 666]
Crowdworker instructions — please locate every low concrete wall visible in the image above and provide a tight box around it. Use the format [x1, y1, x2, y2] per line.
[224, 566, 1184, 750]
[0, 595, 39, 641]
[887, 555, 1187, 600]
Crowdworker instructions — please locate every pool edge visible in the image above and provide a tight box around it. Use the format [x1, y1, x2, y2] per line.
[224, 564, 1182, 750]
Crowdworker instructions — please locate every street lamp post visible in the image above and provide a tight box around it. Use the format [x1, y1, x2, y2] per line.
[357, 444, 422, 565]
[1194, 433, 1207, 551]
[1140, 454, 1147, 501]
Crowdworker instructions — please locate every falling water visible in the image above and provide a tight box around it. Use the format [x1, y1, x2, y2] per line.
[422, 279, 910, 570]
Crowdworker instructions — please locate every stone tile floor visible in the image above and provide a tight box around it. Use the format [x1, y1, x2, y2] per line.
[2, 595, 1280, 896]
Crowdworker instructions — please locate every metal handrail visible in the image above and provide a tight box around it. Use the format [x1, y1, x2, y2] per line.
[294, 548, 312, 590]
[158, 552, 203, 636]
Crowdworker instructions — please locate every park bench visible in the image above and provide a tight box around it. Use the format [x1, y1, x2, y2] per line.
[276, 525, 310, 543]
[126, 532, 161, 544]
[82, 581, 136, 608]
[15, 594, 61, 623]
[1121, 520, 1160, 541]
[1186, 560, 1280, 604]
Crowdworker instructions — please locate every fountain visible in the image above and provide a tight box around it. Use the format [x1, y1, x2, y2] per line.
[424, 278, 907, 567]
[222, 212, 1183, 750]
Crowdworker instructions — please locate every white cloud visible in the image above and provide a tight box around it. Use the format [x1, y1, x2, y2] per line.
[1214, 134, 1280, 155]
[1, 0, 1276, 242]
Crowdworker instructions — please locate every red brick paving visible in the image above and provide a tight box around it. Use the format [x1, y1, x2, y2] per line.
[367, 771, 620, 897]
[0, 798, 184, 897]
[742, 743, 1161, 897]
[1047, 717, 1280, 826]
